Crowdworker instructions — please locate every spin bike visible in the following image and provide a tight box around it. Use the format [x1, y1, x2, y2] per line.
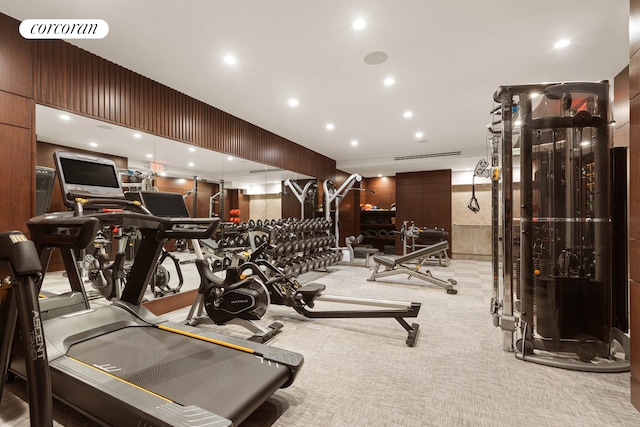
[85, 225, 184, 299]
[187, 243, 422, 347]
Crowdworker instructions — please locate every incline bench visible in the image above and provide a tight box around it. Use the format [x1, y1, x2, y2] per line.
[368, 240, 458, 294]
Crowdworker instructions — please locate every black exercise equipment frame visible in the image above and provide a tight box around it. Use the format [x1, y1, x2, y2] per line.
[232, 245, 421, 346]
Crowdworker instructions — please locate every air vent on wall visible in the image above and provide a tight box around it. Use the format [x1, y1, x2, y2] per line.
[249, 168, 284, 174]
[394, 151, 461, 161]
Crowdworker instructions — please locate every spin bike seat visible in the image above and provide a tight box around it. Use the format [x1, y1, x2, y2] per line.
[296, 283, 326, 308]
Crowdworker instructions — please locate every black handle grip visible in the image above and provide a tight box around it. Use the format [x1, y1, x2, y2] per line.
[77, 198, 152, 215]
[28, 216, 100, 251]
[162, 218, 220, 239]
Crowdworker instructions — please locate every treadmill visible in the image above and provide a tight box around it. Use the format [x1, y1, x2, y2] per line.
[10, 151, 304, 427]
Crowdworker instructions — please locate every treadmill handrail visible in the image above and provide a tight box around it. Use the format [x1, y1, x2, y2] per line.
[27, 215, 100, 251]
[161, 217, 221, 240]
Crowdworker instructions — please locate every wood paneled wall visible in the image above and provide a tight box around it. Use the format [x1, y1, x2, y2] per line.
[614, 66, 630, 148]
[629, 0, 640, 411]
[334, 170, 358, 245]
[395, 170, 452, 254]
[0, 12, 335, 234]
[0, 15, 34, 233]
[32, 37, 335, 181]
[360, 177, 396, 210]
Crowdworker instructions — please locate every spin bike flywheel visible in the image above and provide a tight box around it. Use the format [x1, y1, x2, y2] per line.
[204, 277, 270, 325]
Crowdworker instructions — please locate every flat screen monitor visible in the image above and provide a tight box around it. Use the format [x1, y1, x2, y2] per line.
[35, 166, 56, 215]
[125, 191, 191, 218]
[54, 151, 125, 207]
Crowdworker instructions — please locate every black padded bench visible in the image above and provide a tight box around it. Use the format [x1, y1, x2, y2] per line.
[345, 235, 379, 267]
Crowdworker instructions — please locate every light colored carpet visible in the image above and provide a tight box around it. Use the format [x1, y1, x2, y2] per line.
[2, 258, 639, 426]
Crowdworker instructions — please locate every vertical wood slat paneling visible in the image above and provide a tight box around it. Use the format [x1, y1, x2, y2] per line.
[0, 14, 33, 98]
[33, 38, 335, 179]
[396, 170, 452, 255]
[0, 14, 35, 234]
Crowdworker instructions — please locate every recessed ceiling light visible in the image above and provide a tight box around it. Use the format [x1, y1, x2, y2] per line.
[415, 131, 424, 139]
[189, 147, 196, 152]
[146, 154, 153, 158]
[326, 123, 335, 130]
[351, 140, 358, 146]
[89, 142, 98, 147]
[133, 132, 142, 139]
[353, 18, 366, 30]
[403, 111, 413, 118]
[384, 77, 395, 86]
[59, 114, 71, 121]
[188, 162, 194, 167]
[288, 98, 299, 108]
[530, 92, 540, 99]
[227, 156, 233, 161]
[159, 171, 167, 177]
[223, 55, 237, 65]
[554, 39, 570, 49]
[378, 174, 383, 178]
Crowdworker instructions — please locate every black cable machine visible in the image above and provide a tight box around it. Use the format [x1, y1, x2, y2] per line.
[9, 151, 303, 426]
[490, 81, 629, 371]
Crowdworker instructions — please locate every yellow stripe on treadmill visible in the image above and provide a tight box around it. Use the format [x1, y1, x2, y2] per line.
[68, 357, 173, 402]
[158, 325, 255, 354]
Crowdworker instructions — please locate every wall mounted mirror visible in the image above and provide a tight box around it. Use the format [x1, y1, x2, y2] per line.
[35, 104, 314, 220]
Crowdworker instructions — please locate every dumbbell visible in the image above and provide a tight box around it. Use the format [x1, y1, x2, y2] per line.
[299, 259, 309, 274]
[284, 241, 294, 255]
[211, 259, 223, 271]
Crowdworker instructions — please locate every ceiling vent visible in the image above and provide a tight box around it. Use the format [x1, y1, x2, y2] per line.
[394, 151, 461, 161]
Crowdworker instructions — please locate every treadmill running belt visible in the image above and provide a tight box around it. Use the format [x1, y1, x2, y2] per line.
[66, 326, 289, 424]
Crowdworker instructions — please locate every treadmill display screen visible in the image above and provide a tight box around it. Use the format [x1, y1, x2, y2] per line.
[139, 192, 191, 218]
[60, 157, 120, 188]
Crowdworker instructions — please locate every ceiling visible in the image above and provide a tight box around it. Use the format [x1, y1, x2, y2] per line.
[0, 1, 630, 179]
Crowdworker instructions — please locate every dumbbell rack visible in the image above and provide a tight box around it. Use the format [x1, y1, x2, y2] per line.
[267, 218, 343, 276]
[205, 218, 342, 277]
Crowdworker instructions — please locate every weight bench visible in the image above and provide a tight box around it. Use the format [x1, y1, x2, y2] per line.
[345, 235, 379, 267]
[368, 240, 457, 294]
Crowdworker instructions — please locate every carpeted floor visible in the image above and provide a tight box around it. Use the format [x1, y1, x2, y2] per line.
[2, 258, 639, 426]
